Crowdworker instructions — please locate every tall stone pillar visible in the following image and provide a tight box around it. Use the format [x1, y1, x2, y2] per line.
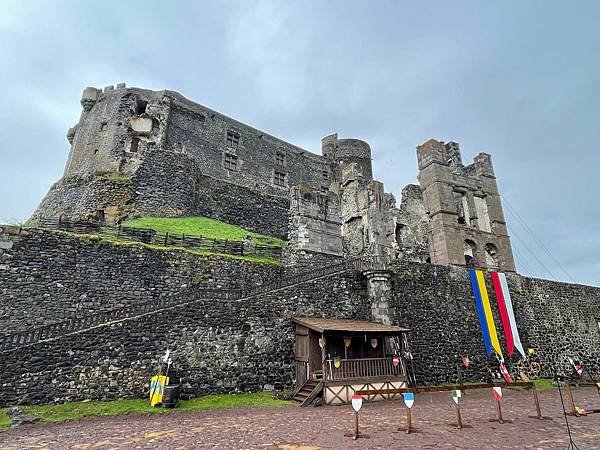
[364, 269, 394, 325]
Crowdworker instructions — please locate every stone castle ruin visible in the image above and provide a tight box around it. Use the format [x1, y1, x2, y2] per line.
[1, 84, 597, 407]
[34, 83, 515, 272]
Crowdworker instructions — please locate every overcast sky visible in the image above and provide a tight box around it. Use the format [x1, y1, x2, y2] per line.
[1, 0, 598, 285]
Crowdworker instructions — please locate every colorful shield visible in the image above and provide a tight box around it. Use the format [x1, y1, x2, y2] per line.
[493, 386, 502, 401]
[334, 356, 341, 369]
[351, 394, 363, 412]
[500, 363, 513, 383]
[451, 389, 462, 405]
[370, 338, 378, 348]
[392, 355, 400, 367]
[403, 391, 415, 409]
[149, 375, 169, 407]
[462, 355, 470, 368]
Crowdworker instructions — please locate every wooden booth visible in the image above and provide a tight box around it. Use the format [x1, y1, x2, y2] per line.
[292, 317, 410, 406]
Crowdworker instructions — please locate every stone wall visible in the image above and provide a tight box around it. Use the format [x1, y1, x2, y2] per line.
[0, 267, 367, 406]
[389, 261, 600, 385]
[134, 150, 289, 238]
[1, 229, 599, 407]
[0, 227, 283, 335]
[30, 174, 134, 224]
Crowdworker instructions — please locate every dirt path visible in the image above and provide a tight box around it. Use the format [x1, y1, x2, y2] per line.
[1, 388, 600, 449]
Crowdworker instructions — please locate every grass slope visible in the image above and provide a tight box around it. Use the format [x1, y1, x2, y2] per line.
[0, 393, 290, 430]
[123, 216, 285, 248]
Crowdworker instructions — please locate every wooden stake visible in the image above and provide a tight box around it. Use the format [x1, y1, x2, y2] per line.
[406, 407, 412, 434]
[495, 398, 504, 424]
[455, 403, 463, 429]
[565, 381, 578, 416]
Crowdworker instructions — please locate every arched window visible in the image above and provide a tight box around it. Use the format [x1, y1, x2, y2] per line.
[485, 243, 499, 268]
[464, 239, 477, 267]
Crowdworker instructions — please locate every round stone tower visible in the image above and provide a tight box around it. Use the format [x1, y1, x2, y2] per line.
[322, 133, 373, 181]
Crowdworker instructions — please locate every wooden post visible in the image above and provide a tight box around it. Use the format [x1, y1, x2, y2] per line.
[354, 411, 359, 439]
[495, 398, 504, 424]
[565, 380, 578, 416]
[455, 403, 463, 429]
[532, 385, 543, 419]
[406, 407, 412, 434]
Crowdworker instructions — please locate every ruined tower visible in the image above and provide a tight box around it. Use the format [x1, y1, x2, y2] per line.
[416, 139, 515, 272]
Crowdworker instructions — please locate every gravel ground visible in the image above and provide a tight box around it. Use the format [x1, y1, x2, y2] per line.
[1, 387, 600, 449]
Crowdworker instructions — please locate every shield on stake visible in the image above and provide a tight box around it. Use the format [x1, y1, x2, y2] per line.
[451, 389, 462, 405]
[493, 386, 502, 401]
[403, 391, 415, 409]
[351, 394, 363, 412]
[462, 355, 470, 368]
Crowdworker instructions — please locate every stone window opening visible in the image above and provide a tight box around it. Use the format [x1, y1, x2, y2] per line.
[134, 99, 148, 115]
[130, 137, 140, 153]
[273, 170, 287, 187]
[395, 223, 406, 248]
[224, 153, 238, 171]
[100, 122, 108, 131]
[227, 131, 240, 149]
[93, 149, 99, 155]
[484, 243, 499, 268]
[275, 151, 286, 165]
[322, 169, 329, 180]
[464, 239, 477, 267]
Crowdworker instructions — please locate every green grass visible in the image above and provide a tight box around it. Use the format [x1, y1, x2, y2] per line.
[123, 216, 285, 248]
[0, 392, 291, 430]
[533, 378, 554, 390]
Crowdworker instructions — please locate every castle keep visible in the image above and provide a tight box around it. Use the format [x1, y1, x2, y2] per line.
[34, 83, 515, 271]
[1, 84, 597, 407]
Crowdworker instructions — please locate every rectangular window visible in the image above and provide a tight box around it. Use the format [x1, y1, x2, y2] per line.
[322, 170, 329, 180]
[100, 122, 108, 131]
[130, 137, 140, 153]
[276, 151, 285, 165]
[226, 131, 240, 149]
[274, 171, 286, 187]
[224, 153, 238, 171]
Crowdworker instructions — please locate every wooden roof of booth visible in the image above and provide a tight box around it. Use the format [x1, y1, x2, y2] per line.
[292, 317, 409, 334]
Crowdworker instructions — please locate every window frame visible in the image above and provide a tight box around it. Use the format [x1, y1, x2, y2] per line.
[223, 152, 238, 171]
[226, 131, 240, 149]
[275, 151, 286, 166]
[273, 170, 287, 187]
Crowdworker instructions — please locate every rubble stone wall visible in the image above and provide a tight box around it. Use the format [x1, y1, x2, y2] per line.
[0, 227, 283, 335]
[390, 261, 600, 385]
[1, 229, 598, 407]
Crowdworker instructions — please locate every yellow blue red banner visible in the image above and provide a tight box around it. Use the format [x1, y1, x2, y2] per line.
[468, 269, 503, 357]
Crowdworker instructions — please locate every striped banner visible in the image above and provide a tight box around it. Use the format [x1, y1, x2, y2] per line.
[468, 269, 503, 357]
[491, 272, 525, 358]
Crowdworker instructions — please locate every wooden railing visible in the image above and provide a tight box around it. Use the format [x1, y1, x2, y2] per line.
[325, 357, 406, 381]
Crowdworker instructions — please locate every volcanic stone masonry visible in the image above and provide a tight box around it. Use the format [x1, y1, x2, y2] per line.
[0, 226, 599, 406]
[2, 83, 598, 406]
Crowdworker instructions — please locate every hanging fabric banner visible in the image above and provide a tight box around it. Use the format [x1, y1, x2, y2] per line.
[468, 269, 503, 357]
[469, 269, 492, 355]
[490, 272, 515, 356]
[491, 272, 526, 358]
